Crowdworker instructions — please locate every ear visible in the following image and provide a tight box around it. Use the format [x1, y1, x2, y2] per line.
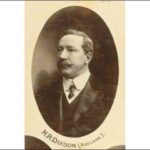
[85, 52, 93, 64]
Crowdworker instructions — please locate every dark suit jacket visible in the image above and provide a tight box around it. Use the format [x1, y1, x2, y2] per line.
[35, 75, 117, 137]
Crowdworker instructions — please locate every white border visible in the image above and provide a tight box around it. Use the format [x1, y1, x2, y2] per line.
[0, 1, 24, 149]
[126, 1, 150, 149]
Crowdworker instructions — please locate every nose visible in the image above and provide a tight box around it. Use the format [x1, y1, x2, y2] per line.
[59, 49, 68, 59]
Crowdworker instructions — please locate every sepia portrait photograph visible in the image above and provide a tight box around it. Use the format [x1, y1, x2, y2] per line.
[26, 1, 124, 149]
[32, 6, 118, 137]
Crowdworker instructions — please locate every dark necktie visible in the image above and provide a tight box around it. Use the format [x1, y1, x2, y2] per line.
[68, 84, 76, 99]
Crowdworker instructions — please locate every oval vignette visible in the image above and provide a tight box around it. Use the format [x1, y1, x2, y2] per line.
[32, 6, 119, 137]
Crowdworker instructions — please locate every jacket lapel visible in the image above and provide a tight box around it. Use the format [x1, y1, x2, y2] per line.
[73, 79, 104, 122]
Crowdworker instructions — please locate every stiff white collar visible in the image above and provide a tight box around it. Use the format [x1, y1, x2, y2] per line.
[63, 70, 90, 91]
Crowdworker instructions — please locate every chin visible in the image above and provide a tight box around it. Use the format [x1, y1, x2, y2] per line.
[63, 73, 76, 79]
[60, 70, 72, 78]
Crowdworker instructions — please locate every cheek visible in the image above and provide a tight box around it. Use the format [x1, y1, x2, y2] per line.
[73, 53, 86, 59]
[78, 54, 87, 62]
[72, 56, 86, 66]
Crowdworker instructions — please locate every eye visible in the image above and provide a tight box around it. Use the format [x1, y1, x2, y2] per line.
[68, 47, 77, 52]
[68, 48, 74, 52]
[58, 46, 63, 52]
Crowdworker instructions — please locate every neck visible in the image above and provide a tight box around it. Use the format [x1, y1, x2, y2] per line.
[64, 68, 90, 80]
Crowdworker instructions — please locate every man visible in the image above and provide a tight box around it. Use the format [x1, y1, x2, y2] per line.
[35, 29, 116, 137]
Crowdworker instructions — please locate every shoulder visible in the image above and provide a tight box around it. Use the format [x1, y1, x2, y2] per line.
[37, 77, 62, 92]
[34, 77, 62, 101]
[89, 74, 117, 111]
[89, 74, 117, 96]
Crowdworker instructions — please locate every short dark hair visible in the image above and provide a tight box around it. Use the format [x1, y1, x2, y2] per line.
[62, 29, 93, 54]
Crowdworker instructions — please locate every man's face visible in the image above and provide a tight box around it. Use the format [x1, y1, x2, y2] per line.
[57, 34, 89, 79]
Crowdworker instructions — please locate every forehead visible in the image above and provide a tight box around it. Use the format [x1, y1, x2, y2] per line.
[58, 34, 83, 47]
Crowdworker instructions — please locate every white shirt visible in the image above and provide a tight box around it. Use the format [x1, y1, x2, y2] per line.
[63, 70, 90, 104]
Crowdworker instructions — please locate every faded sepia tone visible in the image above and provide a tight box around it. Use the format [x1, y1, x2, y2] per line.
[26, 1, 125, 149]
[33, 6, 118, 137]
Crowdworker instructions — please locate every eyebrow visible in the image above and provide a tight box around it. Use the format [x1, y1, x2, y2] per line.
[58, 45, 79, 51]
[67, 46, 79, 51]
[67, 46, 74, 48]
